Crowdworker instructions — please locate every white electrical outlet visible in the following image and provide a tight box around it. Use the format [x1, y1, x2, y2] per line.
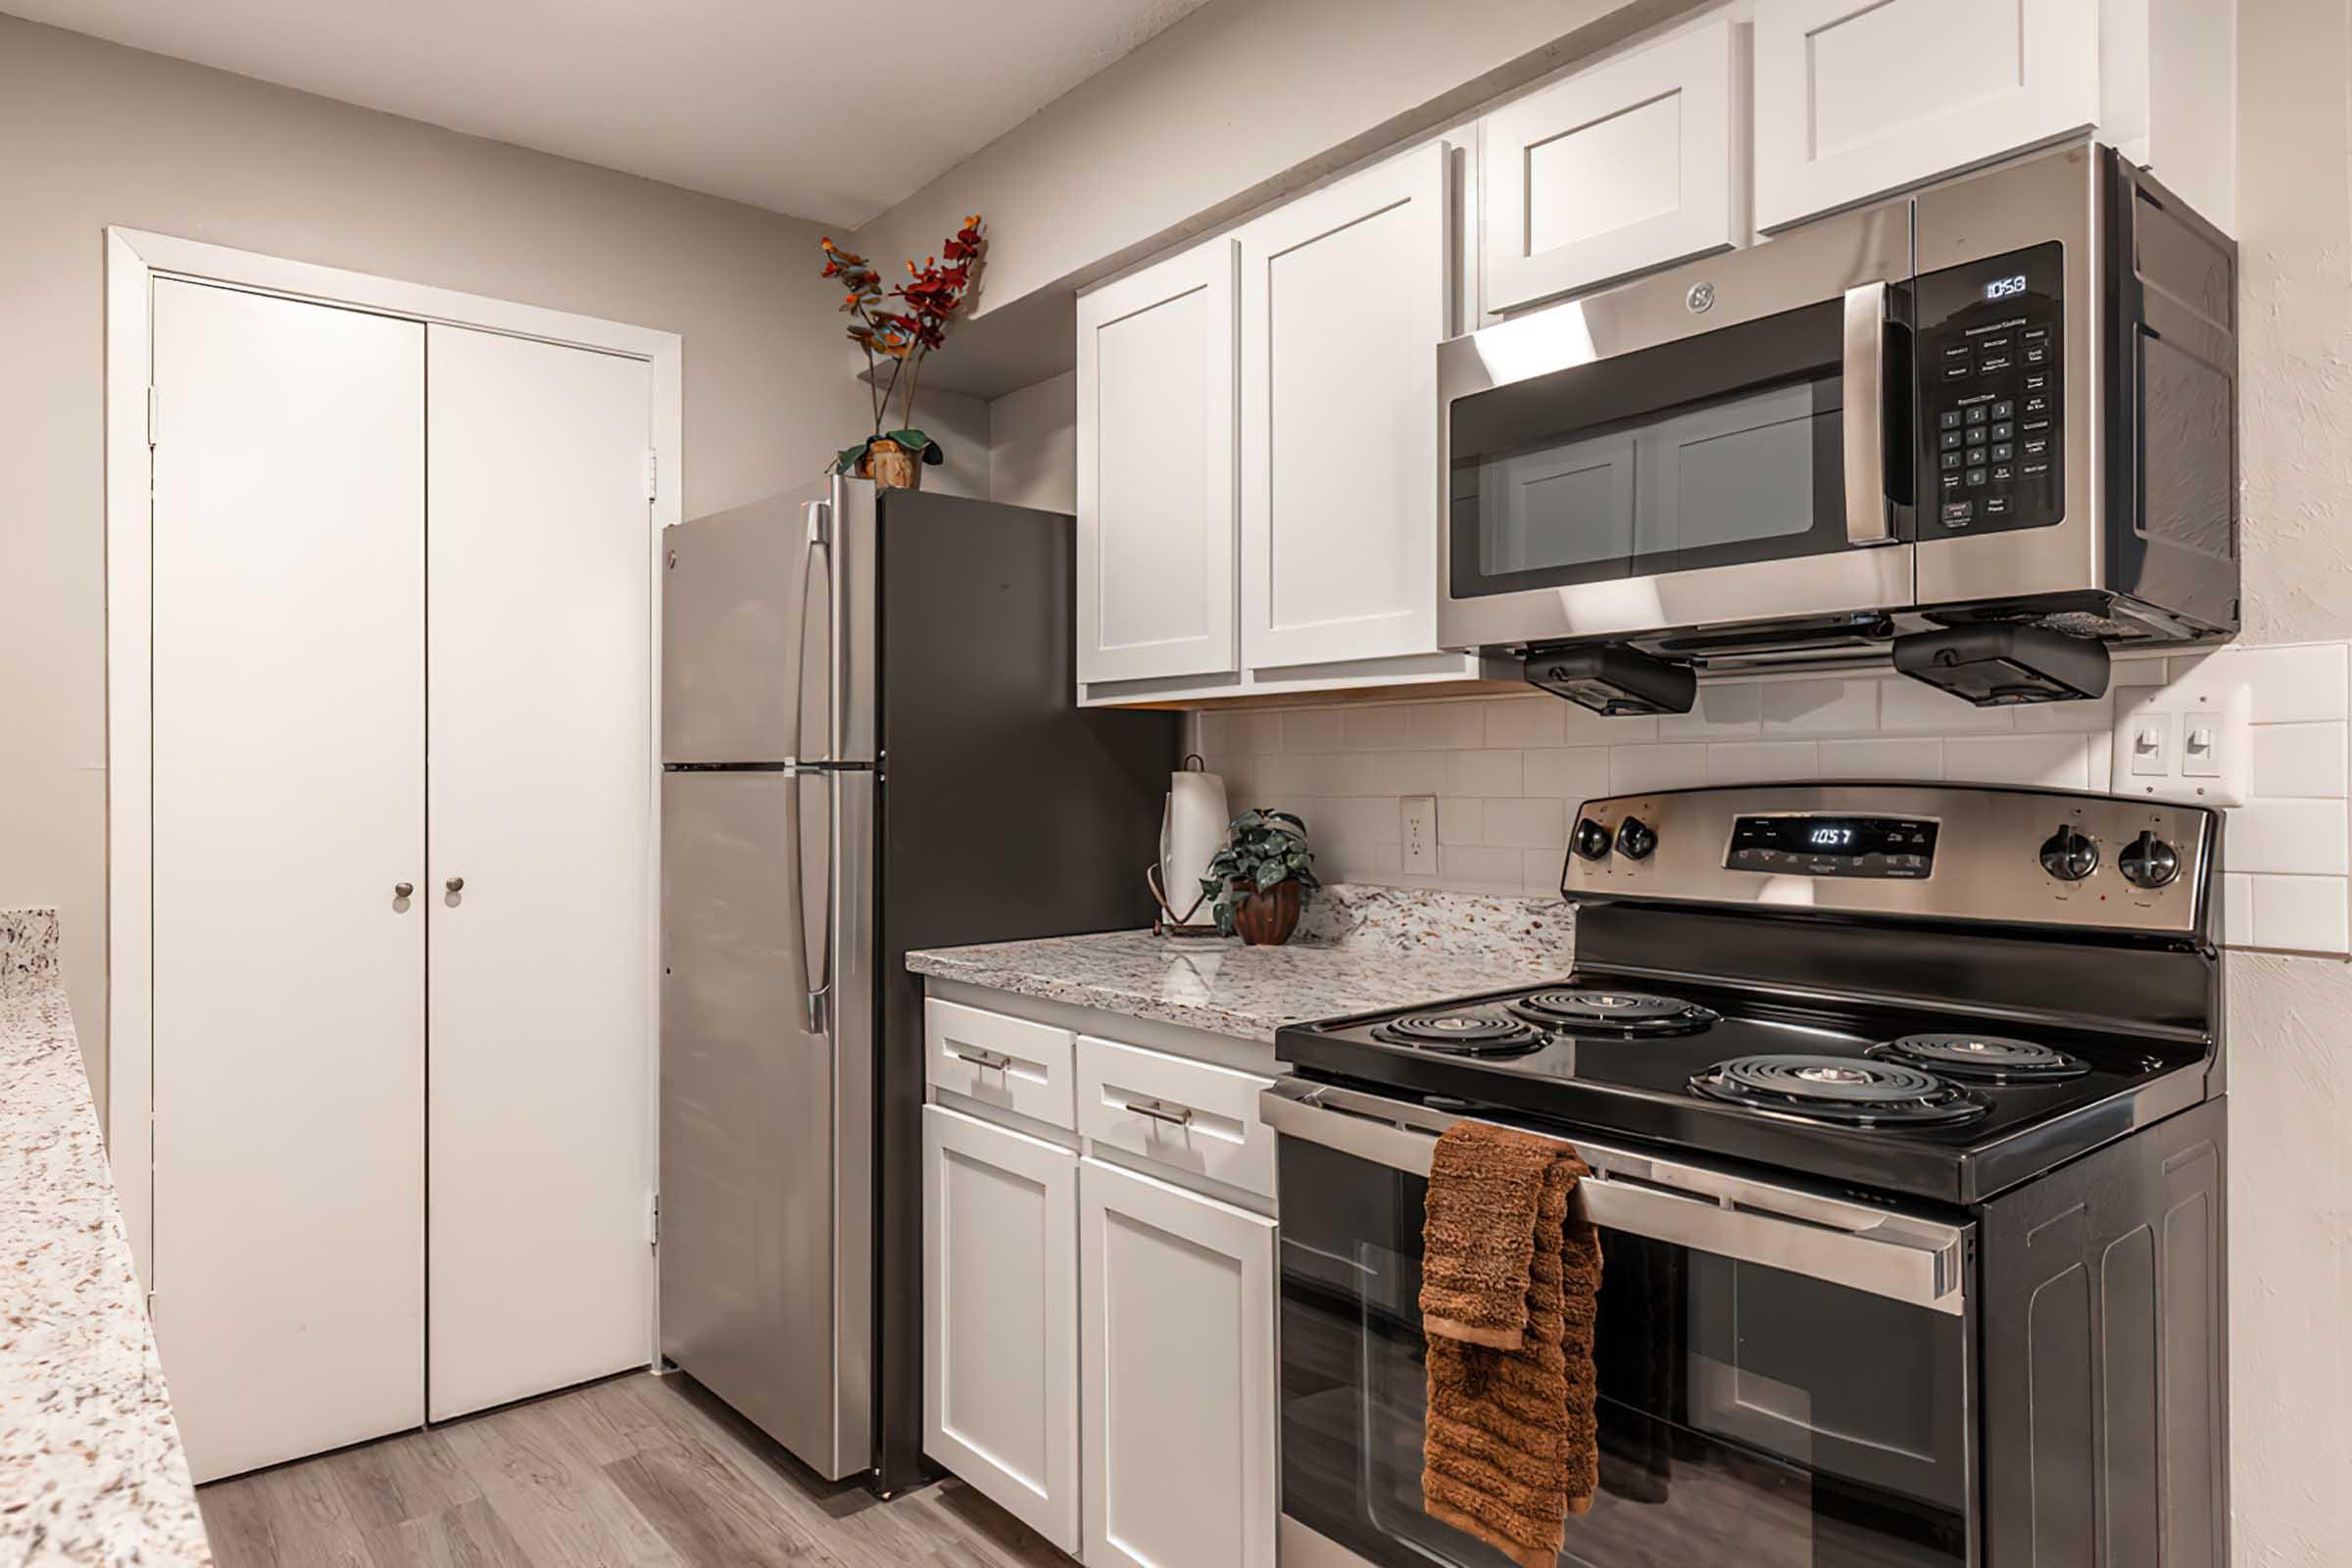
[1401, 795, 1438, 874]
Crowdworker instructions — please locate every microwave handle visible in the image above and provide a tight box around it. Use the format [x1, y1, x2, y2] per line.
[1843, 280, 1897, 547]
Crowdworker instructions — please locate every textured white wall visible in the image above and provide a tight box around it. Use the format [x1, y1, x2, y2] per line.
[988, 372, 1079, 514]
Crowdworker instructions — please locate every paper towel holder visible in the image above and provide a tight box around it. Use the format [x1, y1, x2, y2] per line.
[1151, 754, 1225, 938]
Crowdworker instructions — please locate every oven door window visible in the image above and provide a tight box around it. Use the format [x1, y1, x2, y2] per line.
[1278, 1139, 1970, 1568]
[1449, 299, 1859, 598]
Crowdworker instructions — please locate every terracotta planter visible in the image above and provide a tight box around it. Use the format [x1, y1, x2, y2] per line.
[1231, 879, 1302, 947]
[861, 437, 922, 491]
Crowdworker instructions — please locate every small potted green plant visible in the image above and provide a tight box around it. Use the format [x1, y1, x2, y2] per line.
[1200, 810, 1320, 946]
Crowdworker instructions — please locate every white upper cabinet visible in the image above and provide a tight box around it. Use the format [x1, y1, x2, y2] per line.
[1752, 0, 2101, 231]
[1483, 18, 1745, 317]
[1076, 239, 1239, 685]
[1239, 141, 1451, 671]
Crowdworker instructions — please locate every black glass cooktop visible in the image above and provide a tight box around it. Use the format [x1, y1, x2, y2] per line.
[1279, 972, 2201, 1204]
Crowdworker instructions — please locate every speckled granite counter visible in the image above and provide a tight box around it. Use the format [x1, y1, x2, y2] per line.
[906, 884, 1574, 1043]
[1, 909, 212, 1566]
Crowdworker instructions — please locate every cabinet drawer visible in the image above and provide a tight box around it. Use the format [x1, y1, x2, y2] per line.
[925, 1000, 1077, 1129]
[1076, 1036, 1278, 1200]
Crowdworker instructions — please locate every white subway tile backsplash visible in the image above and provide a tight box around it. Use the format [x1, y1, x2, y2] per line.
[1310, 753, 1379, 797]
[2251, 874, 2351, 956]
[1342, 705, 1414, 751]
[1521, 747, 1612, 800]
[1198, 641, 2352, 906]
[2252, 722, 2350, 799]
[1485, 797, 1568, 849]
[1610, 744, 1709, 794]
[2223, 872, 2254, 945]
[1820, 737, 1946, 780]
[1880, 677, 2016, 733]
[1282, 709, 1346, 751]
[1322, 796, 1401, 844]
[1446, 749, 1524, 796]
[2013, 693, 2115, 733]
[1372, 750, 1447, 796]
[1944, 734, 2092, 789]
[1438, 798, 1485, 845]
[1486, 698, 1566, 749]
[1561, 707, 1658, 746]
[1761, 677, 1880, 735]
[2226, 798, 2351, 876]
[1658, 685, 1761, 739]
[1439, 844, 1526, 889]
[1407, 701, 1489, 751]
[1707, 740, 1820, 784]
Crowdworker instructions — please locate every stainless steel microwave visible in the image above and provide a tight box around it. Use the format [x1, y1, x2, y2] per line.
[1439, 142, 2238, 697]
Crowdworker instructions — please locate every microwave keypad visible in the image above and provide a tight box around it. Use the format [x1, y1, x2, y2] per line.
[1916, 243, 2065, 539]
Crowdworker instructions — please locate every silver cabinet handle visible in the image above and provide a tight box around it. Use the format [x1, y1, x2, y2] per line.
[394, 882, 415, 899]
[445, 876, 465, 894]
[950, 1047, 1011, 1072]
[1842, 278, 1897, 547]
[1129, 1097, 1194, 1128]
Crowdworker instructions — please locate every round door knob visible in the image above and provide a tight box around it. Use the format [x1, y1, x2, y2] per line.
[2118, 830, 2180, 889]
[1572, 817, 1614, 861]
[2038, 824, 2098, 882]
[445, 876, 466, 894]
[394, 882, 415, 899]
[1615, 816, 1658, 860]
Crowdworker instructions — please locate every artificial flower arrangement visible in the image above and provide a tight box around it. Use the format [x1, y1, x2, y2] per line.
[820, 215, 987, 486]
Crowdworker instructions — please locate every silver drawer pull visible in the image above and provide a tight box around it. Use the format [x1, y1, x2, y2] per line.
[1129, 1097, 1194, 1128]
[950, 1047, 1012, 1073]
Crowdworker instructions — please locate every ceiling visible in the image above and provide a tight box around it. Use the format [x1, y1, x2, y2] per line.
[3, 0, 1211, 224]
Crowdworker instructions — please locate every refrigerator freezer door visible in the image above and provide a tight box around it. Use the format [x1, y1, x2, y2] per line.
[660, 767, 867, 1478]
[660, 481, 831, 766]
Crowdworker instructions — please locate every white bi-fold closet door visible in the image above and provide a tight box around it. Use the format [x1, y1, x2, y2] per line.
[149, 279, 655, 1483]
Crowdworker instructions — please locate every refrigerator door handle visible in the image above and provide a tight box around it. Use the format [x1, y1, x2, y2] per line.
[785, 766, 833, 1032]
[798, 498, 833, 767]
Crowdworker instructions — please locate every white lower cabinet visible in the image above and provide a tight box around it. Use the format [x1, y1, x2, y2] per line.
[1079, 1157, 1278, 1568]
[922, 1103, 1082, 1552]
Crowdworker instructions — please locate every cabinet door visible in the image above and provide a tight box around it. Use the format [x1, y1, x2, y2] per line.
[150, 279, 426, 1483]
[1076, 240, 1239, 684]
[1080, 1158, 1277, 1568]
[1753, 0, 2099, 231]
[1483, 19, 1742, 316]
[424, 324, 655, 1422]
[1239, 141, 1451, 671]
[922, 1105, 1080, 1552]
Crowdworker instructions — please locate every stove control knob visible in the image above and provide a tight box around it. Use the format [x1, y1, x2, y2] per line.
[2118, 829, 2180, 889]
[2037, 824, 2099, 882]
[1572, 817, 1614, 861]
[1615, 816, 1657, 860]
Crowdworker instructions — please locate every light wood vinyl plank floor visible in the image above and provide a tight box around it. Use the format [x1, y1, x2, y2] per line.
[197, 1370, 1074, 1568]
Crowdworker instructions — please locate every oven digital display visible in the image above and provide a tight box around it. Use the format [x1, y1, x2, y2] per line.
[1728, 815, 1938, 878]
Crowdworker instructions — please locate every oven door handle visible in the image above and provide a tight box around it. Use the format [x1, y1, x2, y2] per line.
[1843, 279, 1898, 547]
[1262, 1080, 1966, 1315]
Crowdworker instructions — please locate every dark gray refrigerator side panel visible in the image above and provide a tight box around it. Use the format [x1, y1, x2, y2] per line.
[870, 489, 1179, 1492]
[661, 480, 830, 765]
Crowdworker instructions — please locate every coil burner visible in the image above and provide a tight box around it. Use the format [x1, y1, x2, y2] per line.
[1690, 1054, 1987, 1128]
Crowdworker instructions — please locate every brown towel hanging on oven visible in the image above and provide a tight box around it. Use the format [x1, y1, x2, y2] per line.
[1419, 1120, 1603, 1568]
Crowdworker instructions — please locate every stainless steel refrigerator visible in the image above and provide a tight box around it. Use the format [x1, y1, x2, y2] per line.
[659, 476, 1174, 1490]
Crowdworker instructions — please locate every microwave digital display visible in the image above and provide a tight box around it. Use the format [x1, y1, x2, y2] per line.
[1984, 272, 2030, 302]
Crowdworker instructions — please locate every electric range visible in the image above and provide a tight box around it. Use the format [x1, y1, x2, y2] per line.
[1266, 783, 2231, 1568]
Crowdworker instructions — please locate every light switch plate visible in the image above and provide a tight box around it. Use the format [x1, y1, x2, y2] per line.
[2111, 679, 2251, 807]
[1401, 795, 1438, 874]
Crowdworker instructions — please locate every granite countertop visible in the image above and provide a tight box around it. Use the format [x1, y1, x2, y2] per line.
[1, 910, 212, 1567]
[907, 884, 1574, 1043]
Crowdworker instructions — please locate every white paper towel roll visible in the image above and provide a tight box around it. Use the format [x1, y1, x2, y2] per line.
[1158, 768, 1230, 925]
